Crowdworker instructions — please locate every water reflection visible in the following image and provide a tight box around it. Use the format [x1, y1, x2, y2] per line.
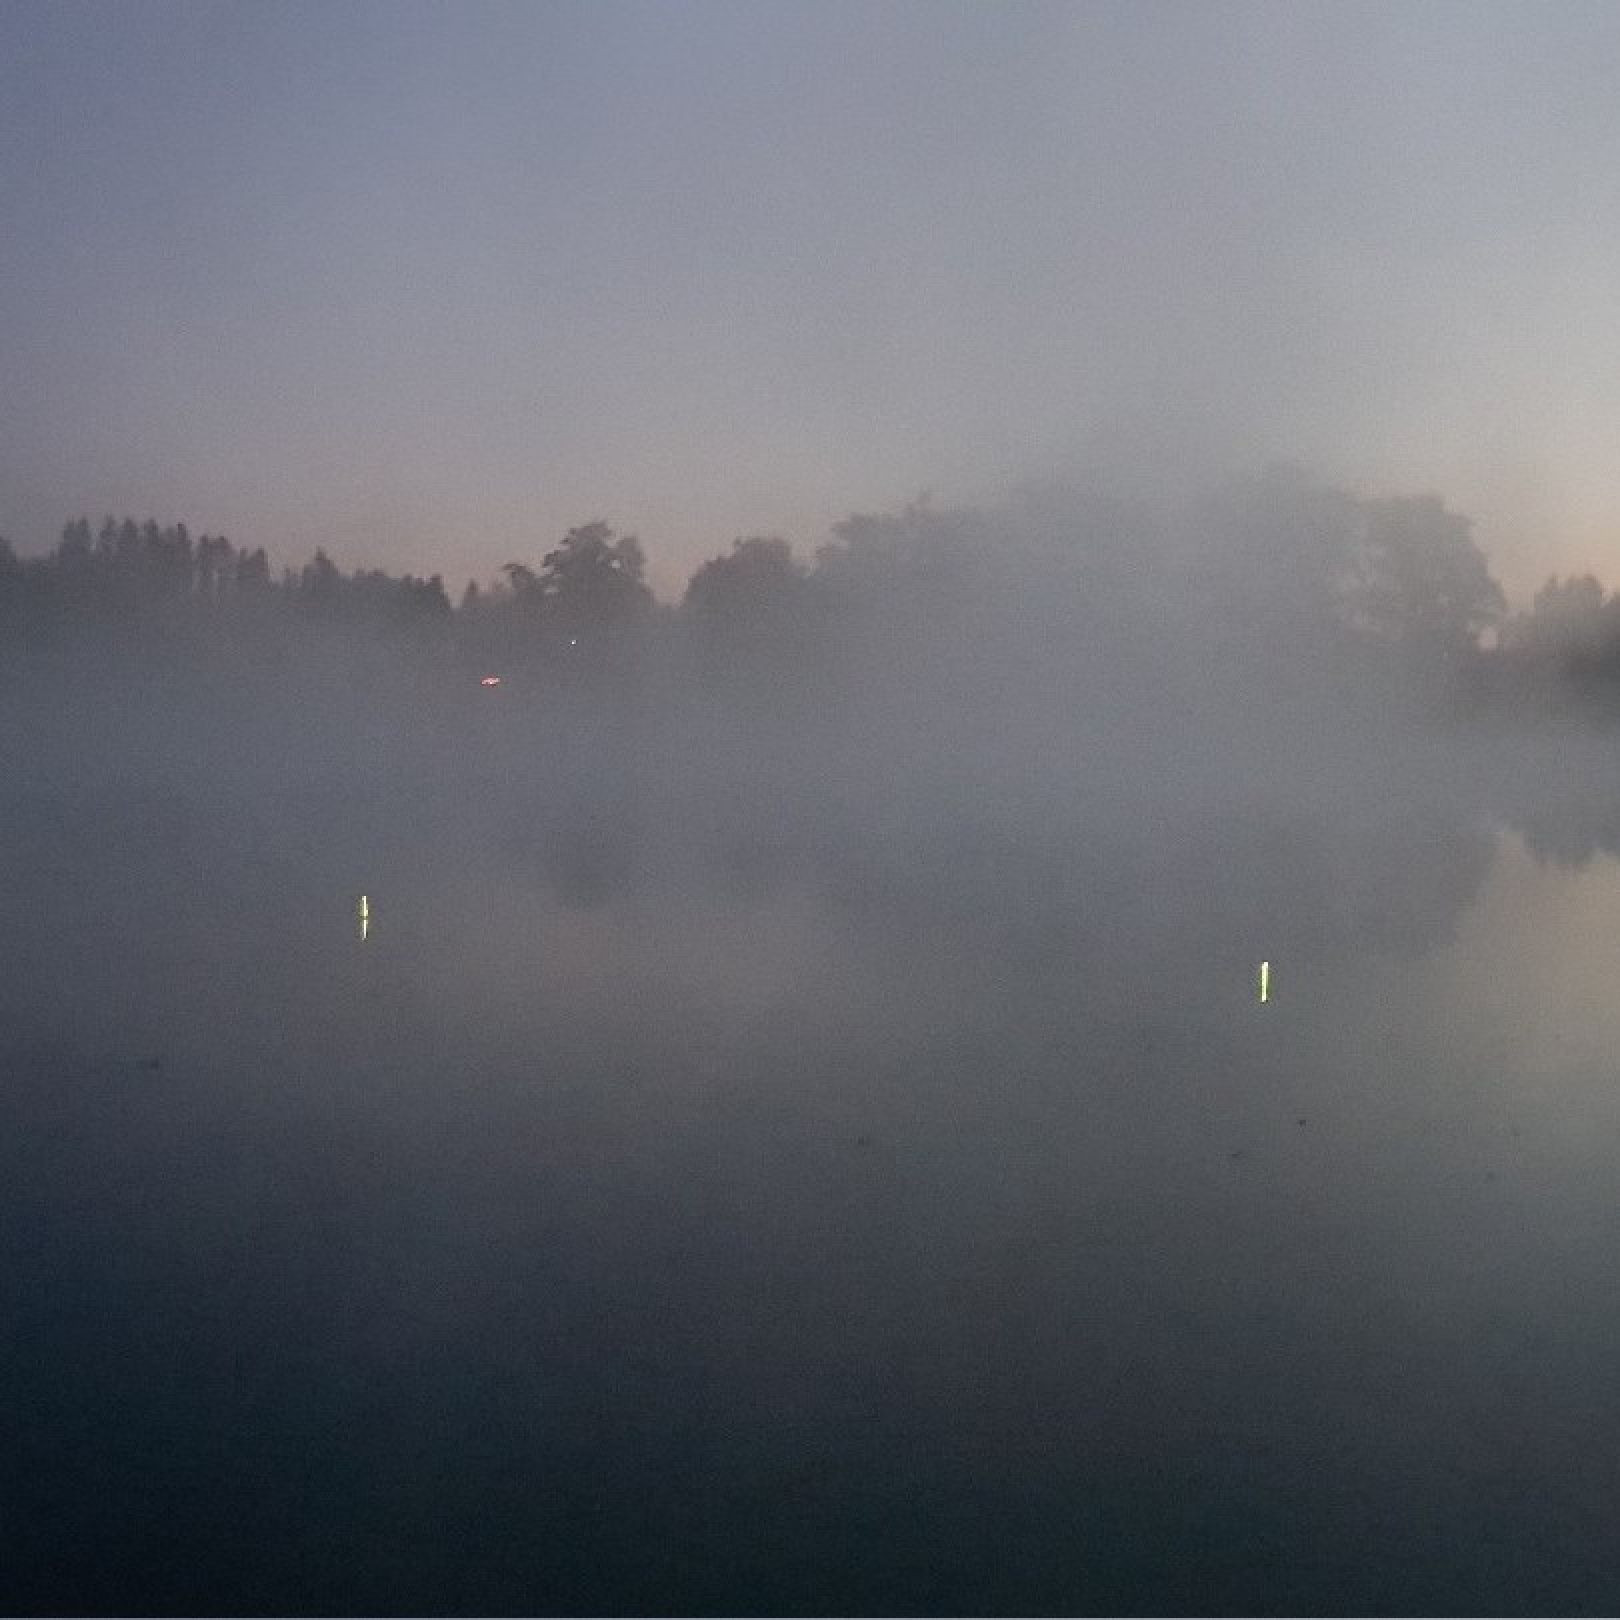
[1506, 793, 1620, 870]
[11, 799, 1620, 1613]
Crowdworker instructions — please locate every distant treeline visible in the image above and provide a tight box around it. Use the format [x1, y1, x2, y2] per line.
[6, 474, 1613, 953]
[0, 472, 1613, 713]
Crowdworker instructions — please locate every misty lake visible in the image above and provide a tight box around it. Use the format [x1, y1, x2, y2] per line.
[20, 0, 1620, 1610]
[8, 800, 1620, 1615]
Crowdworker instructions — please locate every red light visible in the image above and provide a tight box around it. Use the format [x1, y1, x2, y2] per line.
[480, 675, 502, 687]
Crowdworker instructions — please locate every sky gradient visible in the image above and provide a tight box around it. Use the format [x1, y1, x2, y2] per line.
[5, 0, 1620, 601]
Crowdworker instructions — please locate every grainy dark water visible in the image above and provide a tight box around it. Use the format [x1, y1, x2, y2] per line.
[6, 801, 1620, 1616]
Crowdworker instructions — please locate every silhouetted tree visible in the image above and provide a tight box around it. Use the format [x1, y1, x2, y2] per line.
[536, 522, 652, 637]
[683, 536, 810, 685]
[500, 561, 540, 597]
[1509, 575, 1613, 660]
[298, 549, 343, 613]
[195, 534, 233, 601]
[1197, 469, 1504, 708]
[1344, 495, 1505, 653]
[57, 519, 92, 569]
[236, 547, 271, 593]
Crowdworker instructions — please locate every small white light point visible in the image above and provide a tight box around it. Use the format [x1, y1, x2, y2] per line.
[1258, 959, 1270, 1003]
[358, 893, 370, 942]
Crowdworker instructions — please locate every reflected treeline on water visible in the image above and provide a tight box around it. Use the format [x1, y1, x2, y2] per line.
[1502, 793, 1620, 870]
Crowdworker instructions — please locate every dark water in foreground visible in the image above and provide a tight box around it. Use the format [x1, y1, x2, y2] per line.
[7, 814, 1620, 1616]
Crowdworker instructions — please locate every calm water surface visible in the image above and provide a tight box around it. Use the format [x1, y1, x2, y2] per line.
[6, 817, 1620, 1615]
